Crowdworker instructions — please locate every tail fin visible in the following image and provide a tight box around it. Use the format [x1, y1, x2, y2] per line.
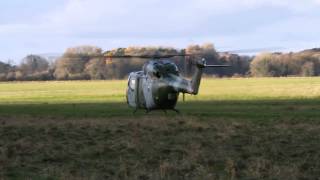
[168, 59, 230, 95]
[189, 59, 206, 95]
[190, 59, 230, 95]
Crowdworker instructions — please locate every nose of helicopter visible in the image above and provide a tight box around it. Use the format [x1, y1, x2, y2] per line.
[152, 80, 179, 108]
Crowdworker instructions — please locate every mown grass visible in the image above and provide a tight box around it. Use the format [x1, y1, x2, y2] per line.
[0, 78, 320, 179]
[1, 77, 319, 104]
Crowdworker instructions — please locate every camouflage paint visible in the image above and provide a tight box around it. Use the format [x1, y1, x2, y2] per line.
[126, 59, 206, 110]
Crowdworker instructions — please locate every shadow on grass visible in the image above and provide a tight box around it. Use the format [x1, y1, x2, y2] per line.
[1, 99, 320, 179]
[0, 98, 320, 120]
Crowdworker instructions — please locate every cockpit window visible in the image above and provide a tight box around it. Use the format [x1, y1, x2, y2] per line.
[129, 78, 136, 90]
[164, 63, 179, 74]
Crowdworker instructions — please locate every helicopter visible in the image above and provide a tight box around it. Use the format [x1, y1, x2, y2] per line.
[121, 54, 229, 113]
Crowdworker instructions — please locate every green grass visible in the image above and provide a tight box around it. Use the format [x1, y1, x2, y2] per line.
[0, 77, 319, 104]
[1, 78, 320, 179]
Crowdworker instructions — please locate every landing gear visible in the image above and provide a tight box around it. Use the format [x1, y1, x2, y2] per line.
[162, 109, 167, 114]
[172, 109, 180, 114]
[133, 108, 138, 114]
[133, 108, 181, 114]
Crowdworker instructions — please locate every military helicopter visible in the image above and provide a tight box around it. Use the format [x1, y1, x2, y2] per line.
[125, 56, 229, 113]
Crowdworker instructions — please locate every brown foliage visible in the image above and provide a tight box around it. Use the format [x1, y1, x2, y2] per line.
[251, 49, 320, 77]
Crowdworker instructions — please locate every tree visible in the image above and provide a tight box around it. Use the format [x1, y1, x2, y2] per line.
[218, 53, 252, 77]
[20, 55, 49, 75]
[186, 43, 224, 76]
[54, 45, 102, 80]
[0, 61, 11, 81]
[85, 58, 107, 79]
[250, 49, 320, 77]
[0, 61, 11, 74]
[17, 55, 54, 80]
[250, 53, 275, 77]
[301, 62, 315, 76]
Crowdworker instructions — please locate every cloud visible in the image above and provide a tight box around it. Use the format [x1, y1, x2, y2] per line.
[0, 0, 320, 60]
[2, 0, 320, 37]
[41, 0, 320, 36]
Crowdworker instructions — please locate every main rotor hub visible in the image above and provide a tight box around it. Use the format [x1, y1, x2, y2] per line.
[143, 60, 179, 78]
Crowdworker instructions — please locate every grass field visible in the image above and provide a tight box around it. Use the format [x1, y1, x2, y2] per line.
[1, 78, 320, 179]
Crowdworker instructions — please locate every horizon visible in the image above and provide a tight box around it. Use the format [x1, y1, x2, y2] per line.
[1, 0, 320, 62]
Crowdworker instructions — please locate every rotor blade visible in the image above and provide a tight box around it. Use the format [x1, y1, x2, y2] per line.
[205, 65, 230, 67]
[103, 53, 200, 59]
[38, 53, 202, 59]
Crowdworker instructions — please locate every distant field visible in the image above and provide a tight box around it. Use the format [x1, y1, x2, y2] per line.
[0, 77, 320, 104]
[1, 78, 320, 179]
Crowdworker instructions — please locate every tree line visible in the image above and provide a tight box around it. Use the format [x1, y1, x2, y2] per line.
[250, 49, 320, 77]
[0, 44, 319, 81]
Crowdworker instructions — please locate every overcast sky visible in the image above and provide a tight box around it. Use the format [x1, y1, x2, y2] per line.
[1, 0, 320, 62]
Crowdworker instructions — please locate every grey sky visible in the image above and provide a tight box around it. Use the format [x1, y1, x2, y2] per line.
[0, 0, 320, 62]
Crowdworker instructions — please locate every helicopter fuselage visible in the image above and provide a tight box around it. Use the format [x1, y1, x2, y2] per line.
[127, 71, 180, 110]
[126, 59, 204, 111]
